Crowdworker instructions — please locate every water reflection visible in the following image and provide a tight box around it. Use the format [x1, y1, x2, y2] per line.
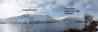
[0, 23, 85, 32]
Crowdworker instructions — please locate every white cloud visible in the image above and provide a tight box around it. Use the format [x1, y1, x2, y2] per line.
[56, 0, 70, 6]
[0, 0, 26, 19]
[73, 0, 90, 10]
[0, 0, 50, 19]
[0, 0, 74, 19]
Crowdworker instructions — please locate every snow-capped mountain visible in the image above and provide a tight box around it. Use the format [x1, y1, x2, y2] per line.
[62, 17, 85, 23]
[6, 14, 58, 24]
[0, 14, 86, 24]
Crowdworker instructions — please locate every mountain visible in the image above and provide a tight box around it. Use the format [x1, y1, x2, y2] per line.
[6, 14, 58, 24]
[62, 17, 85, 23]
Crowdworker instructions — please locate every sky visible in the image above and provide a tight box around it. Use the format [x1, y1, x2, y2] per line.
[0, 0, 98, 19]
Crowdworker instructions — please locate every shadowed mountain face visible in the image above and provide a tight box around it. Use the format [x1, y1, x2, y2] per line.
[6, 14, 58, 24]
